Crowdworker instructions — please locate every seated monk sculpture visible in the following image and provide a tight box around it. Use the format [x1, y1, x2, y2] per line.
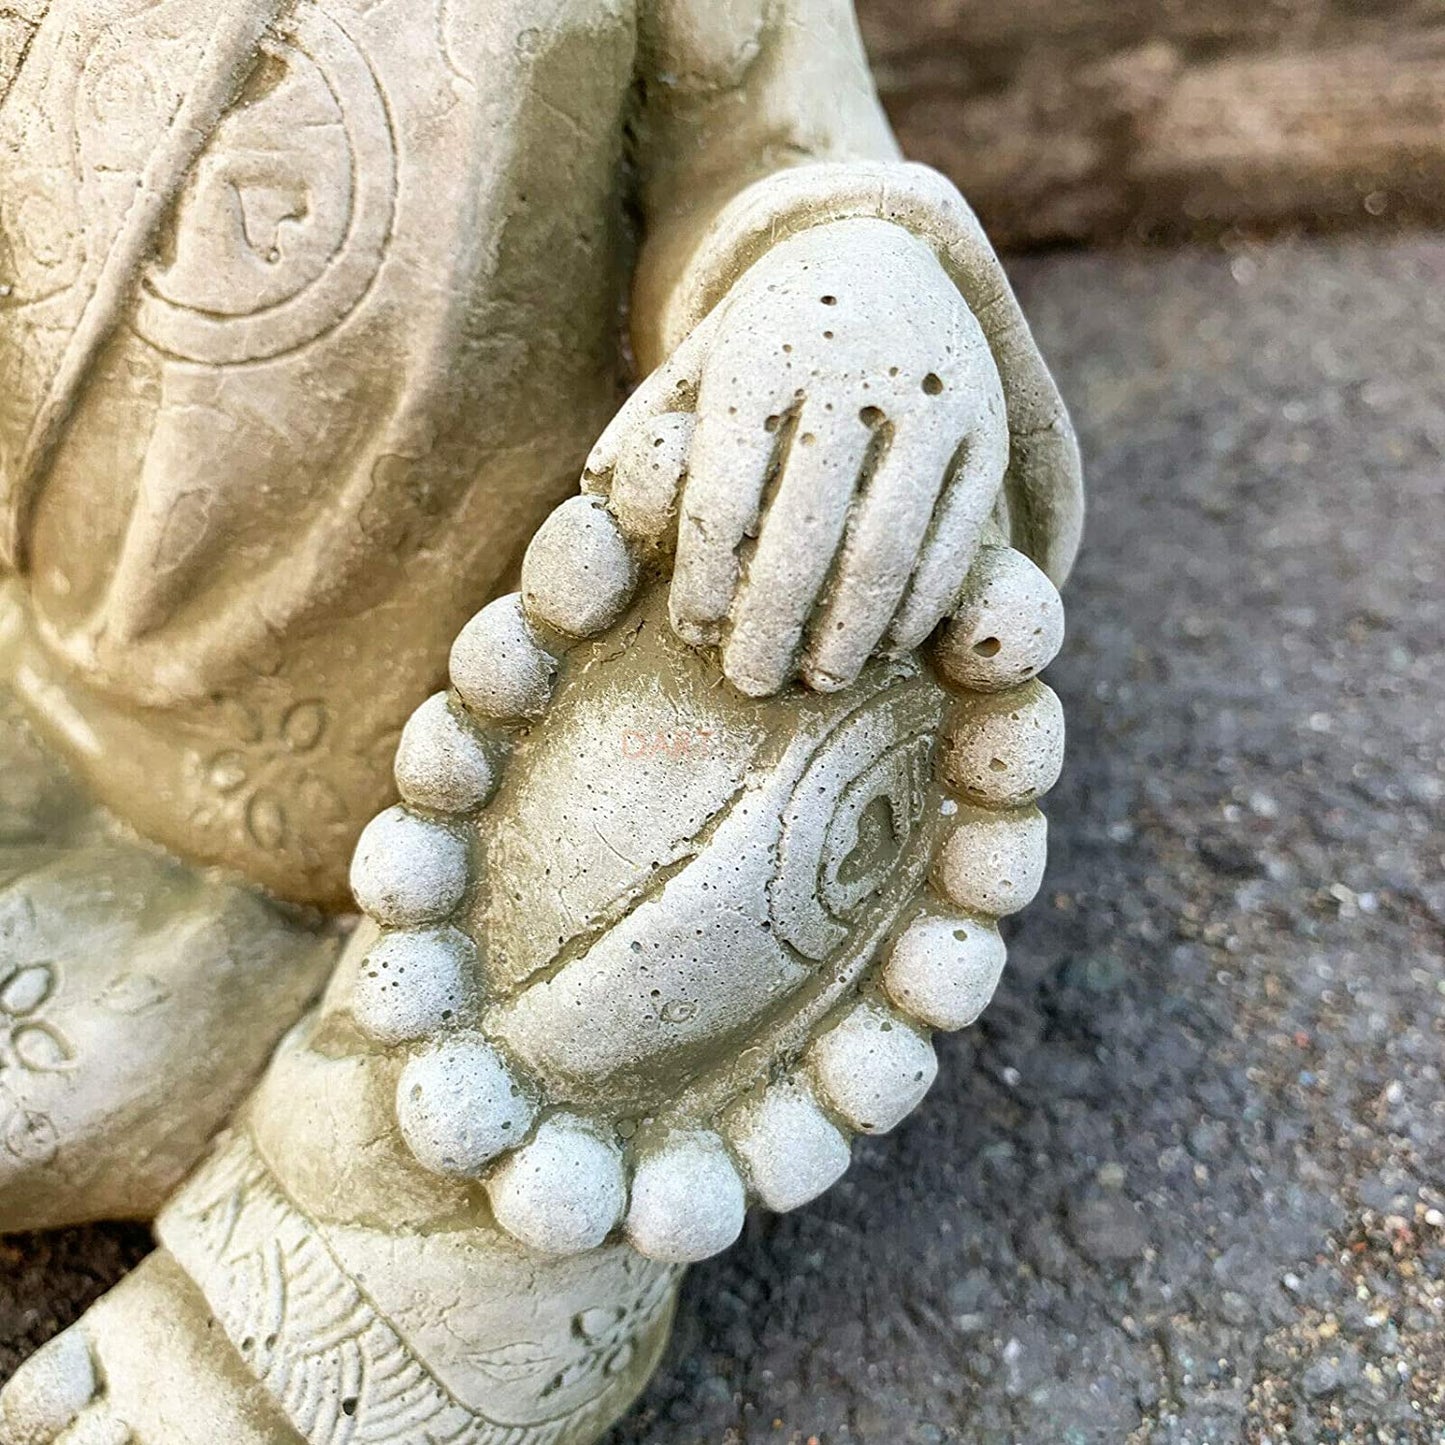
[0, 0, 1081, 1438]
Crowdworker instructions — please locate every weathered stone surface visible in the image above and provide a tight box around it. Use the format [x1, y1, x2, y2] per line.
[3, 235, 1441, 1444]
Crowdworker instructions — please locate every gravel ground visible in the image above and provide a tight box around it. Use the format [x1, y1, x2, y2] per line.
[4, 235, 1443, 1443]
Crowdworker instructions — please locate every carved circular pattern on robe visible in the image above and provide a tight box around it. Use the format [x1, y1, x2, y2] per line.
[126, 4, 396, 365]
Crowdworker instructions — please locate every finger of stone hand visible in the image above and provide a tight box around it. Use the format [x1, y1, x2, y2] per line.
[669, 385, 794, 649]
[721, 410, 871, 696]
[582, 309, 718, 491]
[800, 420, 954, 692]
[608, 411, 695, 552]
[889, 414, 1009, 653]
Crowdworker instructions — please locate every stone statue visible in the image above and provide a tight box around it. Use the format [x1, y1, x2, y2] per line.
[0, 0, 1081, 1438]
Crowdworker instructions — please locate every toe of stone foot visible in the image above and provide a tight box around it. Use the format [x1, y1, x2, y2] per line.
[0, 1325, 131, 1445]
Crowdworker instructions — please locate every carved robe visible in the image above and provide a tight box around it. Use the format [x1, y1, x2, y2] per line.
[0, 0, 1077, 903]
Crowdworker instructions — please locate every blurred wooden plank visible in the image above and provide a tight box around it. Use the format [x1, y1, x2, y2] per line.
[860, 1, 1445, 247]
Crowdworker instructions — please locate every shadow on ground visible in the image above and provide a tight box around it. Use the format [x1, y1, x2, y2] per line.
[3, 238, 1443, 1444]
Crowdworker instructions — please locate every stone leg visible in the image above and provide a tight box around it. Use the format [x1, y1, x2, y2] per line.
[0, 598, 340, 1232]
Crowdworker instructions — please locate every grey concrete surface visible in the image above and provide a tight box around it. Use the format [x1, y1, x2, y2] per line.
[4, 236, 1444, 1443]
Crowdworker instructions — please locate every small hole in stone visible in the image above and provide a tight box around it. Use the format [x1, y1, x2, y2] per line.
[973, 636, 1002, 657]
[989, 758, 1007, 771]
[821, 294, 837, 305]
[342, 1398, 358, 1418]
[859, 405, 884, 427]
[922, 373, 944, 396]
[953, 928, 969, 942]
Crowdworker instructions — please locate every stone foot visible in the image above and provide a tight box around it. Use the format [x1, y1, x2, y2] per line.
[0, 1249, 303, 1444]
[0, 638, 340, 1232]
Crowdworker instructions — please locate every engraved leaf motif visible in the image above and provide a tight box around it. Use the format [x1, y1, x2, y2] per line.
[2, 1104, 58, 1165]
[12, 1021, 73, 1072]
[280, 701, 327, 753]
[246, 791, 288, 850]
[463, 1340, 561, 1385]
[0, 962, 53, 1016]
[101, 971, 170, 1014]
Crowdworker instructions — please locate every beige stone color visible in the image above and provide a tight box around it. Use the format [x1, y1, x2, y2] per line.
[0, 0, 1078, 908]
[0, 0, 1082, 1434]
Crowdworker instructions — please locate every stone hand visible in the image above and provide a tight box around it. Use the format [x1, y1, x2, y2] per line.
[342, 497, 1068, 1270]
[587, 218, 1009, 697]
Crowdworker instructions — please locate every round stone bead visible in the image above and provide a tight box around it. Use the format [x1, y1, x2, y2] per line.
[396, 1039, 535, 1178]
[883, 914, 1007, 1031]
[350, 806, 468, 926]
[487, 1114, 627, 1255]
[940, 680, 1065, 808]
[935, 546, 1064, 692]
[934, 803, 1048, 917]
[625, 1132, 746, 1264]
[449, 595, 556, 721]
[521, 496, 637, 637]
[394, 692, 498, 814]
[726, 1081, 851, 1213]
[351, 926, 478, 1046]
[807, 1003, 938, 1135]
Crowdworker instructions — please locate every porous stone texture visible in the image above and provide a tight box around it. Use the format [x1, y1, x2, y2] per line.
[940, 681, 1066, 807]
[521, 497, 638, 637]
[395, 1040, 535, 1178]
[934, 545, 1065, 693]
[350, 927, 478, 1046]
[348, 807, 469, 927]
[393, 693, 499, 814]
[883, 914, 1008, 1031]
[726, 1084, 852, 1214]
[626, 1135, 747, 1266]
[936, 804, 1049, 917]
[602, 236, 1445, 1442]
[5, 236, 1443, 1444]
[449, 597, 558, 723]
[807, 1005, 938, 1136]
[487, 1116, 628, 1257]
